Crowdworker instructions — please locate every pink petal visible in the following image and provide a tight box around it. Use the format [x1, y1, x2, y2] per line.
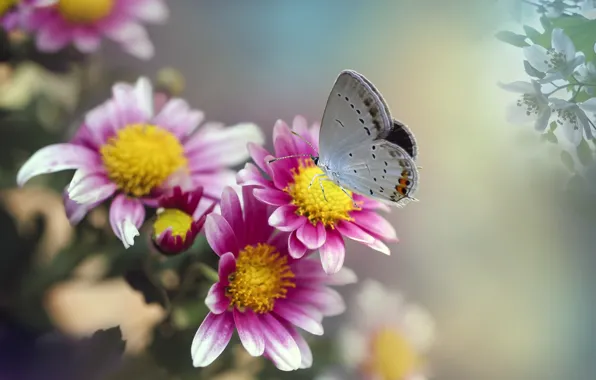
[126, 0, 169, 23]
[132, 77, 155, 119]
[262, 314, 301, 371]
[290, 287, 346, 317]
[290, 115, 318, 157]
[236, 163, 271, 187]
[269, 157, 295, 190]
[153, 98, 203, 139]
[273, 300, 323, 335]
[36, 18, 72, 52]
[233, 309, 265, 356]
[268, 205, 304, 232]
[296, 222, 326, 250]
[191, 312, 234, 367]
[17, 144, 100, 186]
[205, 283, 230, 314]
[288, 230, 307, 259]
[367, 239, 391, 255]
[267, 231, 291, 257]
[83, 102, 118, 146]
[272, 119, 293, 147]
[73, 28, 101, 53]
[285, 323, 313, 369]
[358, 195, 391, 212]
[63, 188, 101, 225]
[189, 170, 236, 201]
[247, 142, 273, 176]
[336, 220, 375, 244]
[109, 194, 145, 249]
[205, 214, 239, 256]
[218, 252, 237, 281]
[318, 228, 346, 274]
[326, 267, 358, 286]
[67, 168, 116, 205]
[293, 261, 357, 286]
[242, 185, 273, 246]
[254, 188, 291, 206]
[185, 123, 264, 169]
[220, 187, 244, 244]
[353, 211, 398, 242]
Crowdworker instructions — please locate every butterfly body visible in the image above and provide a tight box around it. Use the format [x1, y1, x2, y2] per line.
[314, 70, 419, 207]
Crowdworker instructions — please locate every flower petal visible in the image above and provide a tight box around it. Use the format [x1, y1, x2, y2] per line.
[218, 252, 237, 281]
[254, 188, 292, 206]
[318, 229, 346, 274]
[497, 81, 534, 94]
[269, 205, 305, 232]
[247, 142, 274, 176]
[288, 230, 308, 259]
[109, 194, 145, 248]
[152, 98, 202, 139]
[126, 0, 169, 23]
[237, 163, 271, 187]
[270, 157, 295, 190]
[205, 283, 230, 314]
[336, 221, 375, 244]
[73, 28, 101, 53]
[133, 77, 155, 119]
[523, 44, 551, 73]
[353, 210, 398, 242]
[67, 168, 117, 205]
[291, 287, 346, 317]
[273, 300, 323, 335]
[221, 187, 244, 244]
[191, 312, 234, 367]
[367, 239, 391, 255]
[327, 267, 358, 286]
[233, 309, 266, 357]
[17, 144, 99, 186]
[262, 314, 301, 371]
[205, 214, 239, 256]
[285, 324, 313, 369]
[534, 109, 552, 132]
[296, 222, 326, 250]
[552, 28, 575, 60]
[242, 186, 273, 246]
[63, 189, 101, 225]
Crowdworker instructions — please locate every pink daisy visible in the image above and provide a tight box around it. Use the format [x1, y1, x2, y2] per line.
[17, 77, 264, 248]
[152, 186, 214, 256]
[21, 0, 168, 59]
[0, 0, 51, 31]
[237, 116, 398, 274]
[191, 185, 357, 371]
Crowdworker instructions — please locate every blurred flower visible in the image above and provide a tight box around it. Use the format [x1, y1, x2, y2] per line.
[581, 0, 596, 19]
[551, 97, 596, 145]
[337, 280, 435, 380]
[20, 0, 169, 59]
[17, 77, 264, 248]
[192, 186, 357, 371]
[237, 116, 398, 274]
[201, 344, 264, 380]
[0, 0, 50, 31]
[152, 186, 214, 256]
[524, 28, 584, 83]
[575, 62, 596, 94]
[499, 80, 551, 132]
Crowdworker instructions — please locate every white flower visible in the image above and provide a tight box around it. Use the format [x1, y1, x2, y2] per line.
[524, 28, 585, 83]
[575, 62, 596, 94]
[336, 280, 435, 380]
[499, 80, 551, 131]
[581, 0, 596, 19]
[551, 98, 596, 145]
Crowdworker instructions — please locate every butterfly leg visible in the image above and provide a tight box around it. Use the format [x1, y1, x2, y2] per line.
[308, 173, 327, 189]
[338, 185, 360, 207]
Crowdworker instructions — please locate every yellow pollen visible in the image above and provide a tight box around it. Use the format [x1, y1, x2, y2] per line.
[100, 124, 187, 198]
[286, 159, 359, 227]
[364, 328, 422, 380]
[226, 243, 295, 314]
[153, 209, 193, 240]
[57, 0, 114, 23]
[0, 0, 17, 16]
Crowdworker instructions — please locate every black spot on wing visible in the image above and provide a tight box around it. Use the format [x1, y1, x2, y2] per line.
[383, 120, 416, 158]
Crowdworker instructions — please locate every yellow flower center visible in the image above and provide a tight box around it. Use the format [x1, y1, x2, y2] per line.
[286, 159, 359, 227]
[225, 243, 295, 314]
[365, 328, 422, 380]
[0, 0, 17, 17]
[153, 209, 193, 240]
[57, 0, 114, 23]
[100, 124, 188, 198]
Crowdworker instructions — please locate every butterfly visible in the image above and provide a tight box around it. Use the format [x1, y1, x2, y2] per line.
[272, 70, 419, 207]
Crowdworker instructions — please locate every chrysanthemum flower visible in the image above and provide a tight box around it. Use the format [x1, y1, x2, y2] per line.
[17, 77, 264, 248]
[0, 0, 50, 31]
[338, 280, 435, 380]
[191, 186, 356, 371]
[20, 0, 168, 59]
[237, 116, 398, 274]
[152, 186, 214, 256]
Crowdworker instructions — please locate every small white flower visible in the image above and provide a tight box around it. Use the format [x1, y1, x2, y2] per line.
[499, 80, 552, 131]
[575, 62, 596, 94]
[581, 0, 596, 19]
[551, 98, 596, 145]
[524, 28, 585, 83]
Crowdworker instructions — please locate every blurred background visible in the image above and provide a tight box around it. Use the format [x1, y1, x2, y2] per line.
[1, 0, 593, 379]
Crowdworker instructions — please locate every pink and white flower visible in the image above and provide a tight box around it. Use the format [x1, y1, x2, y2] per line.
[338, 280, 435, 380]
[191, 186, 357, 371]
[0, 0, 51, 31]
[237, 116, 398, 274]
[20, 0, 169, 59]
[17, 77, 264, 248]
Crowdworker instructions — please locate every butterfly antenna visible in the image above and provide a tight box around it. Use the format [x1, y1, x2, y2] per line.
[291, 131, 318, 153]
[267, 154, 311, 164]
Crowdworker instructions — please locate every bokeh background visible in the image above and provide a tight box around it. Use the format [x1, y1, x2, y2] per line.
[1, 0, 593, 379]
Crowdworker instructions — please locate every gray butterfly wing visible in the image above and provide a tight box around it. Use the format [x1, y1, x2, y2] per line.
[318, 70, 393, 165]
[386, 118, 418, 160]
[338, 140, 419, 206]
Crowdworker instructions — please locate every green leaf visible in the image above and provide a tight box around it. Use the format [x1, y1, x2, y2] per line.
[551, 16, 596, 63]
[561, 150, 575, 171]
[541, 131, 558, 143]
[572, 90, 592, 103]
[495, 31, 530, 47]
[550, 121, 558, 132]
[577, 139, 594, 165]
[196, 262, 219, 283]
[524, 60, 546, 79]
[540, 15, 552, 33]
[523, 25, 550, 47]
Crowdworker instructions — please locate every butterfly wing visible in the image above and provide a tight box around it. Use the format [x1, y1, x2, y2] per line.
[338, 139, 419, 206]
[318, 70, 393, 164]
[386, 119, 418, 160]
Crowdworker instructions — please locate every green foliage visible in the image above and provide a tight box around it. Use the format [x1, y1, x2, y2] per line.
[495, 31, 529, 47]
[524, 60, 546, 79]
[561, 150, 576, 171]
[577, 139, 594, 165]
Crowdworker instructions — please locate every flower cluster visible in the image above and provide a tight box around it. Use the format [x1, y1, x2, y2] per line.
[497, 4, 596, 185]
[0, 0, 168, 59]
